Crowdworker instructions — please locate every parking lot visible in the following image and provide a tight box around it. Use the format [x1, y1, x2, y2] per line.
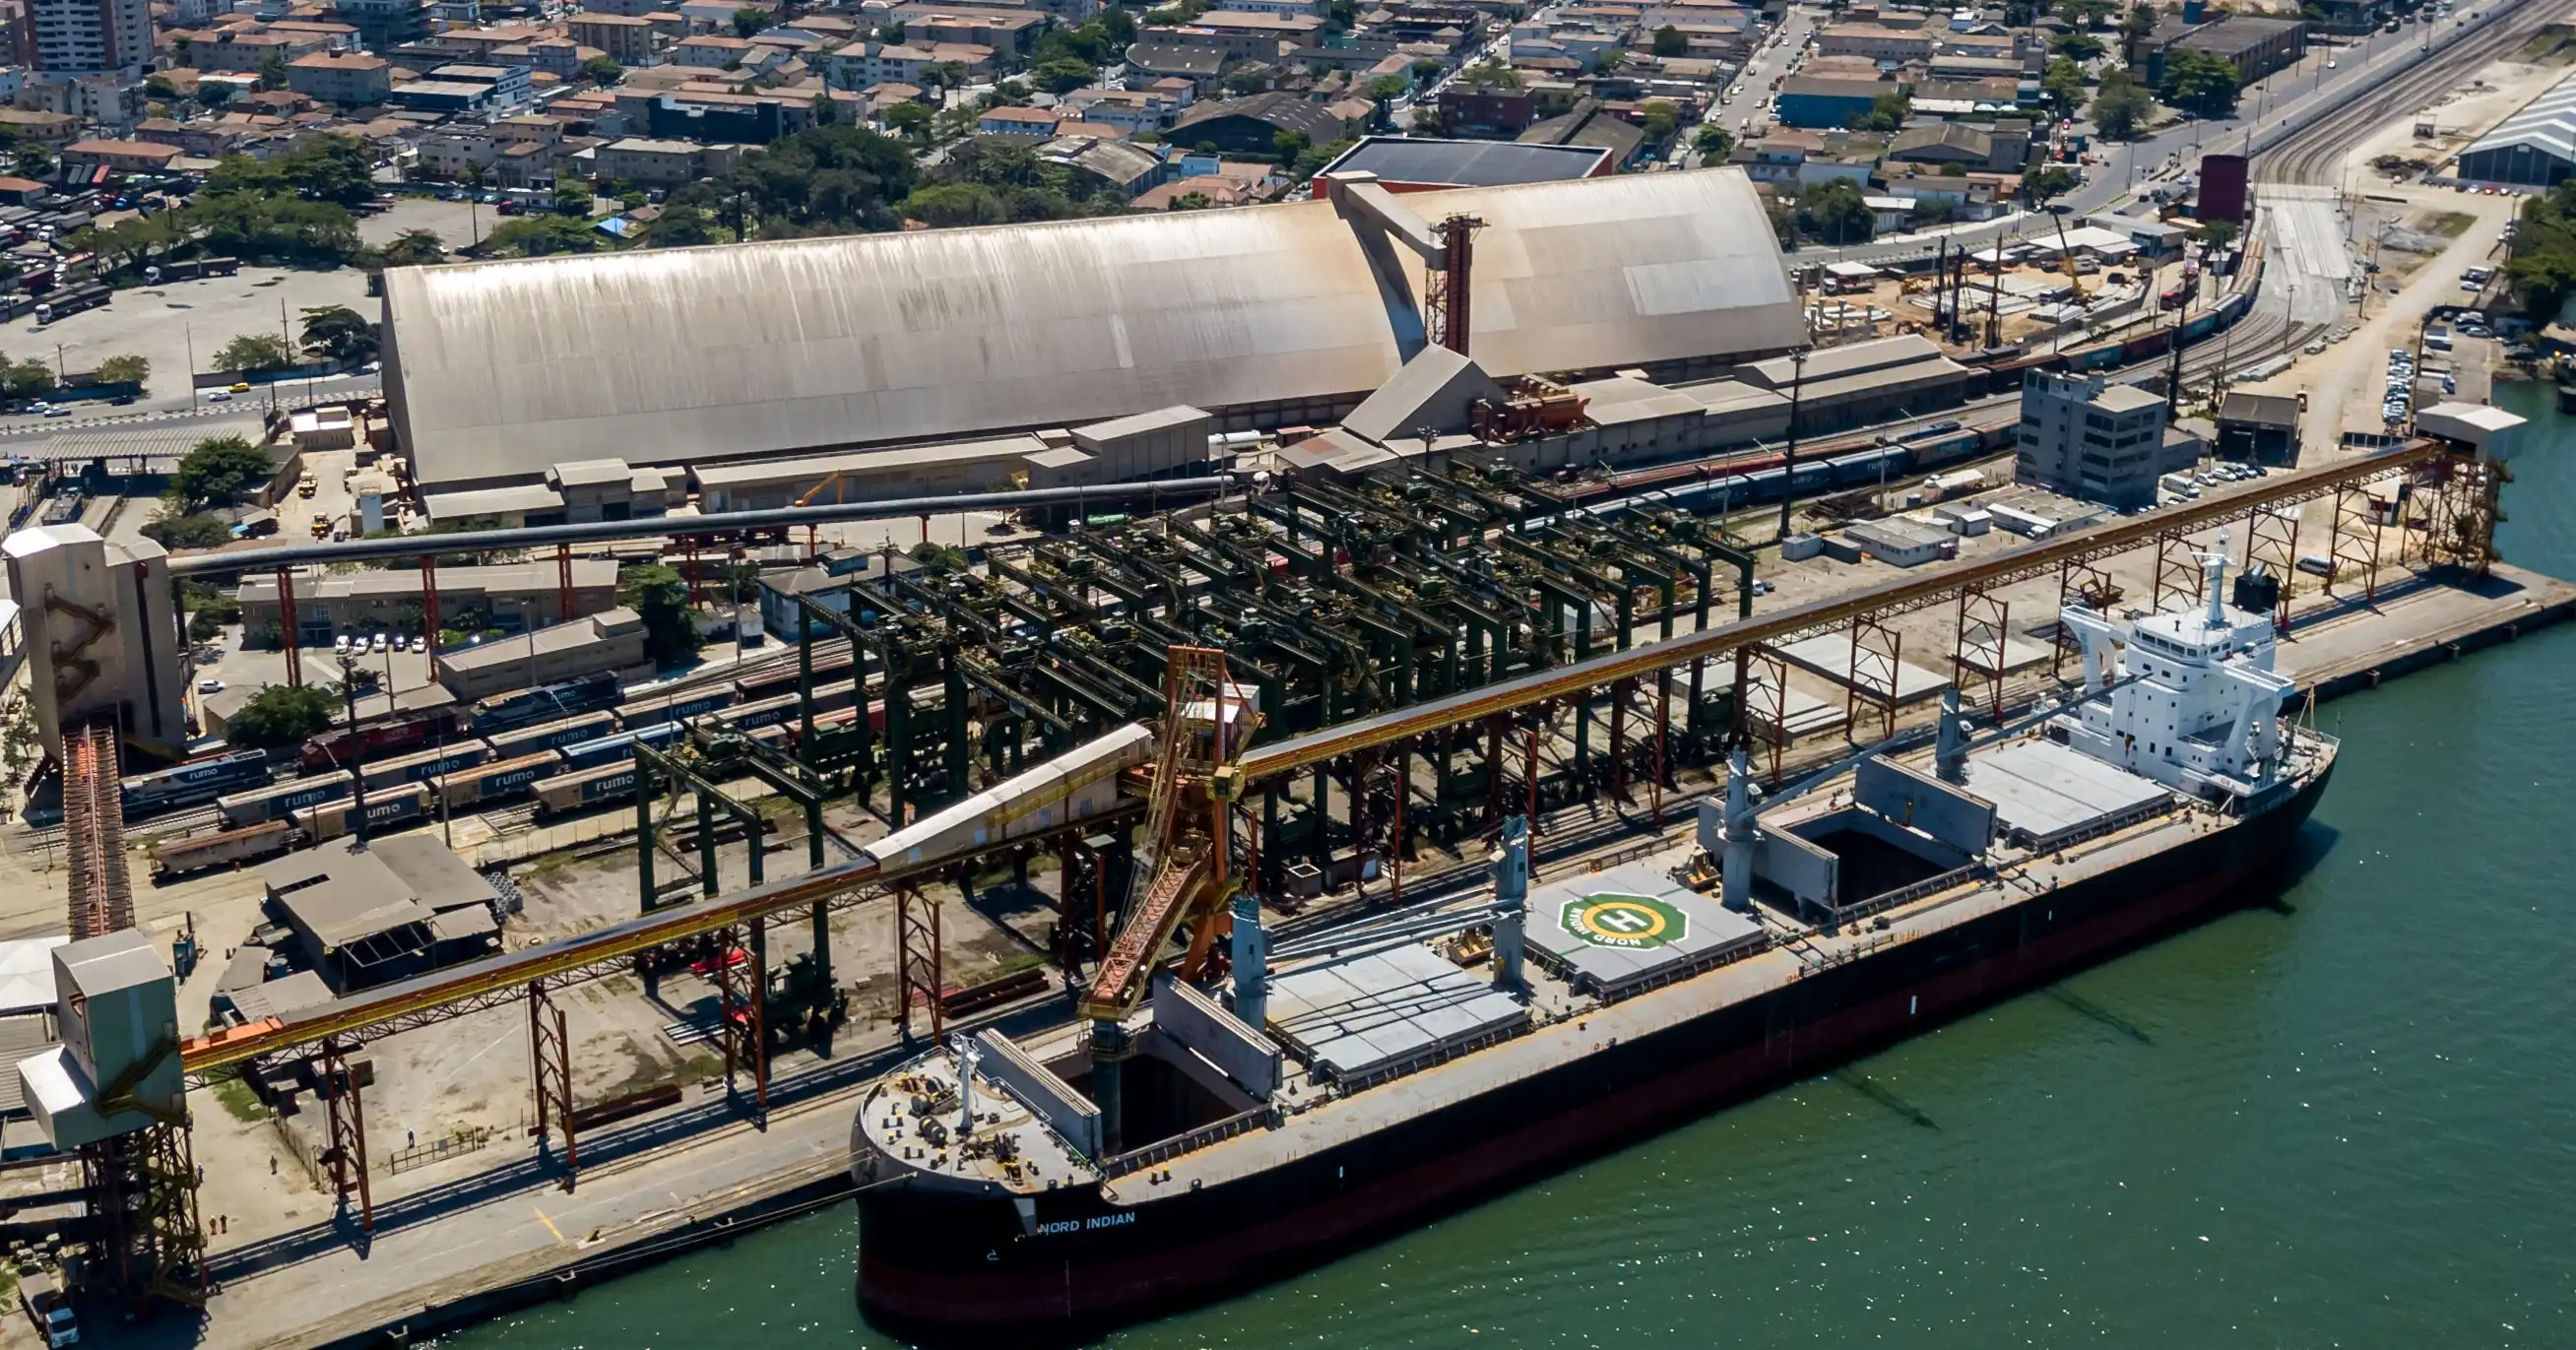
[0, 265, 371, 417]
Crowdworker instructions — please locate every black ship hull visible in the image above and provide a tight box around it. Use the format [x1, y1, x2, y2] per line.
[853, 764, 2332, 1339]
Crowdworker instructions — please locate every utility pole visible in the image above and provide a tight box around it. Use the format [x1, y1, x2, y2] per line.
[336, 649, 372, 850]
[1775, 348, 1807, 543]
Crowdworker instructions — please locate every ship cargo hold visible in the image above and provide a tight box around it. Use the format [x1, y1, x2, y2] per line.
[850, 554, 2333, 1335]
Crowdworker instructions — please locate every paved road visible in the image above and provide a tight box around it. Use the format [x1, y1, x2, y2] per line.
[1814, 6, 2516, 266]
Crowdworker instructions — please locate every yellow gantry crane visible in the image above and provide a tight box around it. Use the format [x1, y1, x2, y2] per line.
[1077, 647, 1260, 1022]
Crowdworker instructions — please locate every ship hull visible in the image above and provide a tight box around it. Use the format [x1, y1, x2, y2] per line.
[854, 764, 2331, 1339]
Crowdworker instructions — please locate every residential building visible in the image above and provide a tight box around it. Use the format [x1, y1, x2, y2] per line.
[335, 0, 436, 51]
[30, 0, 151, 76]
[1135, 13, 1320, 61]
[975, 103, 1060, 136]
[886, 5, 1044, 56]
[57, 137, 182, 173]
[594, 134, 711, 184]
[183, 28, 299, 73]
[1057, 85, 1181, 134]
[1439, 86, 1537, 137]
[1122, 39, 1225, 89]
[287, 49, 393, 103]
[672, 32, 747, 65]
[1516, 96, 1643, 165]
[569, 10, 662, 66]
[2016, 369, 2191, 510]
[823, 39, 939, 89]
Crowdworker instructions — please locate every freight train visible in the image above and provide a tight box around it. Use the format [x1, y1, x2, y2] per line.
[120, 749, 274, 819]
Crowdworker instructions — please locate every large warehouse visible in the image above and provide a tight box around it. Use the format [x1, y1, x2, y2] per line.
[380, 169, 1806, 499]
[2457, 67, 2576, 187]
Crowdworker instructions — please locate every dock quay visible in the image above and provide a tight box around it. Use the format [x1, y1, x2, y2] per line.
[155, 548, 2575, 1350]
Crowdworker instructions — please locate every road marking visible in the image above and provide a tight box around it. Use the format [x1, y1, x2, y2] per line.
[533, 1204, 565, 1244]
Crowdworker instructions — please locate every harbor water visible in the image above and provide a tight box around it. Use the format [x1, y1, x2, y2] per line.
[447, 384, 2576, 1349]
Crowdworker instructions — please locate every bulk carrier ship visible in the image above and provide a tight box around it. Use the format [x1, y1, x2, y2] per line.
[849, 543, 2333, 1334]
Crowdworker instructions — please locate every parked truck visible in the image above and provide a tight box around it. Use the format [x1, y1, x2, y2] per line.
[21, 1269, 78, 1346]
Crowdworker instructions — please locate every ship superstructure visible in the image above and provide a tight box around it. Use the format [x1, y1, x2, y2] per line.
[852, 566, 2335, 1333]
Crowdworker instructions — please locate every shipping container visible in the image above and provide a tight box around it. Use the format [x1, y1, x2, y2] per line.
[614, 685, 734, 727]
[151, 820, 293, 876]
[217, 770, 354, 827]
[430, 750, 566, 809]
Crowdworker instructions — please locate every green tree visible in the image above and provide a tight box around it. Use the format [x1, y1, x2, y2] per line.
[299, 305, 379, 364]
[1461, 59, 1523, 90]
[214, 333, 293, 374]
[2091, 67, 2154, 139]
[225, 683, 341, 749]
[2159, 47, 2238, 117]
[885, 102, 934, 143]
[483, 215, 602, 256]
[1692, 123, 1734, 160]
[553, 174, 596, 218]
[1847, 90, 1910, 132]
[2024, 163, 2079, 204]
[1652, 25, 1686, 56]
[15, 144, 51, 180]
[643, 202, 716, 247]
[732, 5, 773, 37]
[169, 435, 273, 510]
[0, 358, 52, 402]
[1409, 57, 1443, 84]
[1640, 99, 1680, 143]
[257, 51, 290, 91]
[1272, 128, 1310, 166]
[620, 562, 698, 666]
[2041, 55, 2088, 118]
[377, 228, 445, 266]
[1030, 56, 1098, 94]
[580, 55, 625, 85]
[901, 182, 1007, 226]
[1365, 74, 1408, 102]
[2120, 1, 2158, 62]
[2197, 218, 2241, 249]
[141, 512, 233, 549]
[95, 354, 149, 385]
[1222, 61, 1270, 96]
[1793, 178, 1873, 245]
[2052, 30, 2104, 58]
[2507, 184, 2576, 316]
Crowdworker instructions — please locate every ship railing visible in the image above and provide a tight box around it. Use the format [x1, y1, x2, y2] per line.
[1555, 827, 1686, 880]
[1834, 862, 1995, 926]
[1099, 1102, 1283, 1178]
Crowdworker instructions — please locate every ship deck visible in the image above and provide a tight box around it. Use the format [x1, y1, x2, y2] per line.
[867, 726, 2333, 1205]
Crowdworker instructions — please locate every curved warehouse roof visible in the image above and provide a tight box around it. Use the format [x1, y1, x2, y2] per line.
[382, 170, 1804, 491]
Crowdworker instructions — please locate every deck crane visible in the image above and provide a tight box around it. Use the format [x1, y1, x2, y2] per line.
[1076, 646, 1260, 1154]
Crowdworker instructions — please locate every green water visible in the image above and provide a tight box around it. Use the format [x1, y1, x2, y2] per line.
[449, 386, 2576, 1349]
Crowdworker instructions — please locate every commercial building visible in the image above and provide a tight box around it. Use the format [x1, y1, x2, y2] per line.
[57, 138, 181, 174]
[237, 559, 621, 643]
[1775, 75, 1898, 130]
[1169, 92, 1353, 157]
[435, 606, 650, 700]
[2015, 369, 2192, 510]
[2216, 391, 2299, 465]
[2158, 16, 2306, 86]
[2457, 67, 2576, 188]
[1310, 136, 1611, 192]
[334, 0, 437, 51]
[380, 171, 1808, 498]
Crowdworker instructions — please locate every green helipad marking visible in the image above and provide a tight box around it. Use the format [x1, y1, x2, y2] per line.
[1559, 892, 1689, 949]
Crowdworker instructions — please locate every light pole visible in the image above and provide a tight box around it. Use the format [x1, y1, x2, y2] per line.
[335, 649, 372, 850]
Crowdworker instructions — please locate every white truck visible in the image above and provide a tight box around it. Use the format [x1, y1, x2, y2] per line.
[20, 1270, 77, 1347]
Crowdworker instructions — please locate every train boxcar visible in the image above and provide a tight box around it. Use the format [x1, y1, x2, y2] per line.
[217, 771, 354, 827]
[532, 761, 640, 816]
[614, 685, 734, 727]
[430, 751, 565, 809]
[302, 707, 468, 771]
[297, 784, 430, 842]
[152, 821, 293, 877]
[470, 671, 623, 734]
[721, 692, 801, 732]
[358, 741, 491, 793]
[123, 749, 272, 818]
[557, 721, 684, 773]
[734, 656, 856, 705]
[484, 710, 617, 760]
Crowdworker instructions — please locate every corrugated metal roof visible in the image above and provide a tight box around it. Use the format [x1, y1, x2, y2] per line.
[385, 170, 1804, 490]
[2463, 67, 2576, 165]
